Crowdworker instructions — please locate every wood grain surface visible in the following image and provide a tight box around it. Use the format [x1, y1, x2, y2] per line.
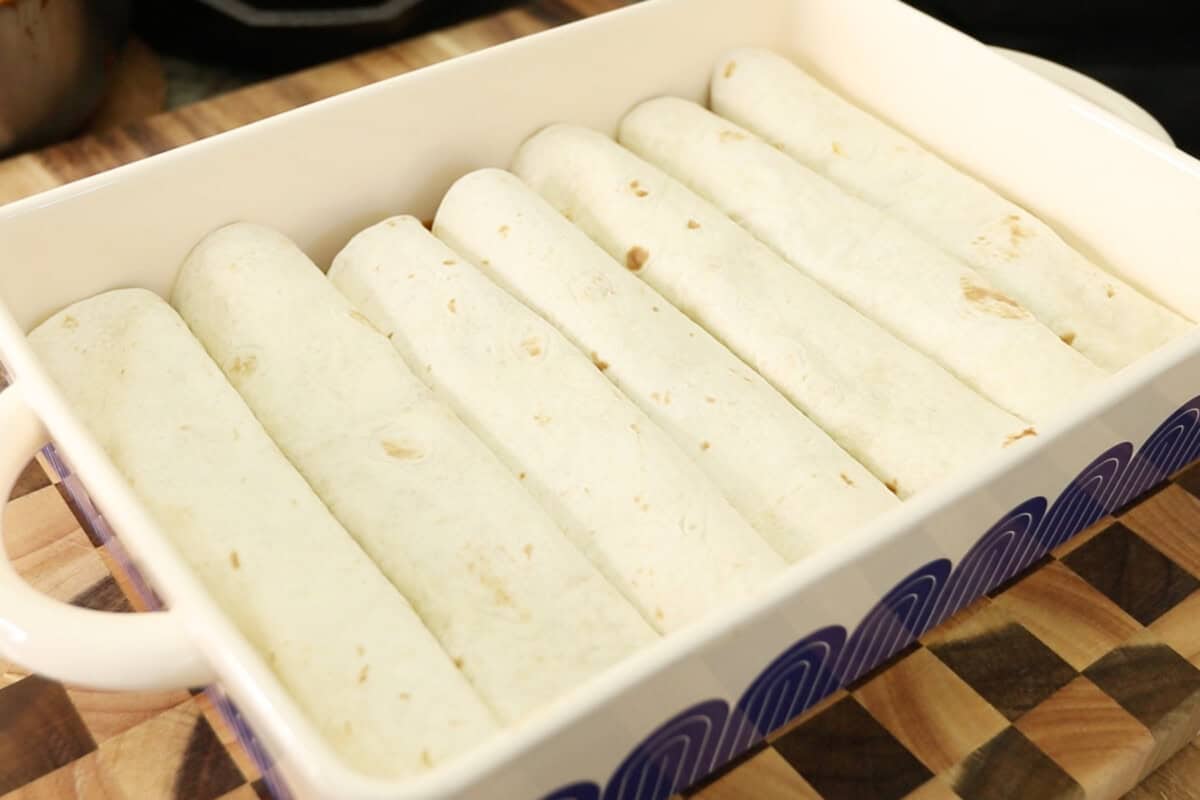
[2, 1, 1200, 798]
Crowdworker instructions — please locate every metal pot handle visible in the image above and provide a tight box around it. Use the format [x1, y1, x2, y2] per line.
[0, 383, 215, 691]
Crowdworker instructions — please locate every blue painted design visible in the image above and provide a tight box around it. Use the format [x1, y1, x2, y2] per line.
[932, 497, 1046, 626]
[603, 700, 729, 800]
[721, 626, 845, 759]
[1036, 442, 1132, 554]
[541, 782, 601, 800]
[1115, 395, 1200, 509]
[835, 560, 950, 685]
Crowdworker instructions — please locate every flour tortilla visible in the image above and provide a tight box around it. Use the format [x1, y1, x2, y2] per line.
[172, 223, 656, 724]
[330, 216, 784, 629]
[513, 125, 1029, 499]
[28, 288, 498, 778]
[710, 48, 1191, 371]
[618, 97, 1109, 424]
[433, 168, 899, 561]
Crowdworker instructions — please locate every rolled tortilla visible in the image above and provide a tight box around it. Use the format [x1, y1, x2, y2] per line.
[433, 168, 899, 560]
[710, 48, 1191, 371]
[28, 289, 498, 778]
[172, 223, 656, 724]
[513, 125, 1028, 498]
[618, 97, 1108, 424]
[330, 216, 785, 629]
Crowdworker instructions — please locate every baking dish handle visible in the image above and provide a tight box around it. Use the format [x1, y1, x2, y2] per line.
[0, 383, 217, 691]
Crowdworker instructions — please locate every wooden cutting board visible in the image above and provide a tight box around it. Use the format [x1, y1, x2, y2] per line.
[2, 2, 1200, 798]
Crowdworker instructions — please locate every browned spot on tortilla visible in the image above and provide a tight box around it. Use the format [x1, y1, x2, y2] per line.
[358, 665, 369, 684]
[398, 692, 410, 700]
[705, 395, 717, 404]
[630, 180, 648, 197]
[700, 441, 711, 451]
[591, 352, 609, 371]
[885, 479, 900, 496]
[840, 472, 855, 487]
[687, 219, 701, 230]
[650, 391, 671, 405]
[655, 607, 665, 621]
[442, 258, 457, 266]
[831, 141, 845, 156]
[453, 657, 464, 669]
[1003, 427, 1038, 447]
[498, 224, 510, 238]
[447, 298, 457, 314]
[1007, 216, 1032, 247]
[633, 495, 650, 512]
[1106, 285, 1116, 298]
[719, 130, 746, 142]
[723, 60, 737, 78]
[518, 471, 527, 480]
[229, 355, 257, 376]
[229, 550, 240, 569]
[651, 305, 661, 312]
[520, 336, 543, 357]
[487, 578, 513, 606]
[382, 440, 423, 460]
[349, 309, 383, 334]
[629, 423, 640, 433]
[62, 315, 78, 329]
[533, 413, 552, 425]
[1060, 331, 1076, 346]
[960, 278, 1028, 319]
[635, 188, 649, 197]
[626, 246, 649, 271]
[523, 543, 533, 559]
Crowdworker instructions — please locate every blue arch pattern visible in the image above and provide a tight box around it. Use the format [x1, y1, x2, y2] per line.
[1114, 397, 1200, 510]
[720, 626, 845, 759]
[601, 700, 728, 800]
[542, 783, 601, 800]
[834, 560, 950, 685]
[1035, 442, 1132, 554]
[931, 497, 1046, 627]
[537, 394, 1200, 800]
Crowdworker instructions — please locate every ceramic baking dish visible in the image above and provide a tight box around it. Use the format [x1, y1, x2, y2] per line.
[3, 0, 1200, 797]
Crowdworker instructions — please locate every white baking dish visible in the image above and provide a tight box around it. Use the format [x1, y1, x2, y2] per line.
[2, 0, 1200, 797]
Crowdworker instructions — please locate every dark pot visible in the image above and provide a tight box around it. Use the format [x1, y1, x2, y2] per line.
[0, 0, 132, 155]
